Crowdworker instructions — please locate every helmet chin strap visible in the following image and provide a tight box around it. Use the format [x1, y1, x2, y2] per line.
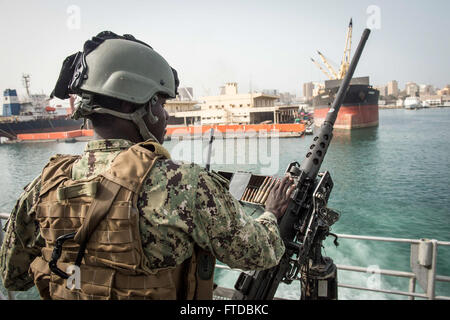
[73, 93, 161, 142]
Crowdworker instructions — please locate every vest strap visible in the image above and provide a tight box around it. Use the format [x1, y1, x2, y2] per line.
[57, 181, 99, 201]
[74, 179, 121, 246]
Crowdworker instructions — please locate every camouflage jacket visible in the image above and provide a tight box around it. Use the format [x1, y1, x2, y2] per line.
[0, 139, 285, 291]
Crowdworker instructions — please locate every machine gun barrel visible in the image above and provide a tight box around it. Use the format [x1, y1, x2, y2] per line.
[325, 28, 370, 126]
[300, 28, 371, 179]
[233, 29, 371, 300]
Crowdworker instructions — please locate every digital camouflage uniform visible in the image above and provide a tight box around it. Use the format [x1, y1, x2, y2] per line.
[0, 139, 285, 292]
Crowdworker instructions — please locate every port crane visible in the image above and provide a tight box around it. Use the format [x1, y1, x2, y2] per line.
[312, 19, 353, 80]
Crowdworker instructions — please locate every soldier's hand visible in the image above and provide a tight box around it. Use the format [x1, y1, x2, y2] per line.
[265, 175, 296, 219]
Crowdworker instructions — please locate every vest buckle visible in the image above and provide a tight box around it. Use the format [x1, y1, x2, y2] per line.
[49, 232, 76, 279]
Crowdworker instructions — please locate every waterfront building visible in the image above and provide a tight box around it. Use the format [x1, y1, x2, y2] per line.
[165, 100, 201, 126]
[166, 83, 298, 126]
[420, 95, 445, 106]
[262, 89, 279, 96]
[374, 85, 388, 97]
[199, 83, 280, 125]
[302, 82, 314, 100]
[405, 82, 420, 97]
[165, 87, 201, 125]
[387, 80, 399, 97]
[437, 85, 450, 96]
[278, 92, 296, 105]
[419, 84, 435, 96]
[263, 89, 296, 104]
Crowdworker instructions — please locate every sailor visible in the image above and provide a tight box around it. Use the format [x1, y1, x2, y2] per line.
[0, 31, 294, 300]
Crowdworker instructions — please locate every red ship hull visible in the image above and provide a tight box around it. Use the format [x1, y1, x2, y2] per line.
[314, 104, 379, 129]
[313, 82, 379, 130]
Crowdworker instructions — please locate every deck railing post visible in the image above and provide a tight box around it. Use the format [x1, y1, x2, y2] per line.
[408, 277, 416, 300]
[427, 240, 438, 300]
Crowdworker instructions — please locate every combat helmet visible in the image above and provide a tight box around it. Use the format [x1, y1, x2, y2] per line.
[51, 31, 179, 141]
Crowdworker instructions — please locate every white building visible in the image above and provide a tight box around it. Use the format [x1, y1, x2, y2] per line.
[419, 84, 435, 96]
[302, 82, 314, 100]
[405, 82, 420, 97]
[374, 85, 388, 97]
[165, 83, 299, 126]
[387, 80, 399, 97]
[198, 83, 280, 125]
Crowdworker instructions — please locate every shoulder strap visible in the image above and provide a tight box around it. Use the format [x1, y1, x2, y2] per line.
[101, 142, 166, 193]
[39, 154, 80, 197]
[73, 178, 121, 248]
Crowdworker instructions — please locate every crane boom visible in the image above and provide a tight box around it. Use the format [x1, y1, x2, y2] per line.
[338, 18, 353, 79]
[310, 58, 333, 80]
[310, 18, 354, 80]
[317, 51, 339, 79]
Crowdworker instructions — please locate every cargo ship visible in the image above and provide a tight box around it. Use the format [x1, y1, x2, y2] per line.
[0, 115, 84, 140]
[310, 19, 379, 130]
[0, 76, 83, 140]
[312, 77, 379, 129]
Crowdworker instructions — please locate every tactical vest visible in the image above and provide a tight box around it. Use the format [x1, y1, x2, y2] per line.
[29, 141, 215, 300]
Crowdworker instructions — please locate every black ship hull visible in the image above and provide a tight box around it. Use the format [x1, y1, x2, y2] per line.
[0, 117, 83, 139]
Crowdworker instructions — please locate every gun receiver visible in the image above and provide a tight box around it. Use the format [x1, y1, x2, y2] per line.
[232, 29, 371, 300]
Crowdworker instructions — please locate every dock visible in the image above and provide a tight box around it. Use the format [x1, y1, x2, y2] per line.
[167, 123, 305, 140]
[1, 123, 305, 143]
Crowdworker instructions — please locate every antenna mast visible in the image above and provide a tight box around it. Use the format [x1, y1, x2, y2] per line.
[22, 74, 31, 96]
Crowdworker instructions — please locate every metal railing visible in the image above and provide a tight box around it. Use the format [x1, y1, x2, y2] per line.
[214, 234, 450, 300]
[1, 212, 449, 300]
[333, 234, 450, 300]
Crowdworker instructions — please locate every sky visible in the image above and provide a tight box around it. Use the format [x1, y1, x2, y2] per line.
[0, 0, 449, 98]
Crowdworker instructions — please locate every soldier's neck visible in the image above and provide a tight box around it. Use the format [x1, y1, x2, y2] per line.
[93, 126, 143, 144]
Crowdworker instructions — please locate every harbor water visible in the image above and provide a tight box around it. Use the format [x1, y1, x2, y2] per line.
[1, 108, 449, 300]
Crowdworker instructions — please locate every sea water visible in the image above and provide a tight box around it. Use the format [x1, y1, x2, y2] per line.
[1, 108, 449, 300]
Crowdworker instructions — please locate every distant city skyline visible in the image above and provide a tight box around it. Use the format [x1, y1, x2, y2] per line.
[0, 0, 449, 98]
